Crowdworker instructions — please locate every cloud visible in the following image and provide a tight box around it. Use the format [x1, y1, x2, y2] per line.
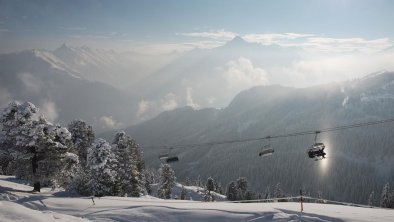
[179, 30, 237, 41]
[266, 51, 394, 87]
[243, 33, 392, 53]
[18, 72, 43, 93]
[99, 116, 122, 129]
[38, 100, 59, 122]
[161, 93, 178, 111]
[136, 93, 179, 120]
[222, 57, 269, 89]
[301, 37, 393, 53]
[186, 87, 200, 109]
[243, 33, 314, 45]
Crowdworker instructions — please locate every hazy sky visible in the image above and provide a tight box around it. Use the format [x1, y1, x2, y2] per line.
[0, 0, 393, 53]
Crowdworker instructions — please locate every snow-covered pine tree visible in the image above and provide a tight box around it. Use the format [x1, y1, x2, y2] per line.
[274, 182, 285, 201]
[215, 181, 223, 195]
[87, 138, 117, 197]
[380, 183, 391, 208]
[67, 166, 91, 195]
[0, 101, 37, 179]
[0, 134, 13, 174]
[203, 177, 215, 202]
[196, 175, 201, 187]
[236, 177, 248, 200]
[67, 120, 95, 167]
[158, 163, 176, 199]
[245, 191, 255, 200]
[144, 168, 159, 195]
[112, 131, 145, 197]
[0, 101, 78, 192]
[226, 181, 237, 201]
[368, 191, 375, 206]
[206, 177, 215, 194]
[131, 138, 147, 196]
[264, 186, 271, 199]
[391, 189, 394, 209]
[185, 177, 191, 186]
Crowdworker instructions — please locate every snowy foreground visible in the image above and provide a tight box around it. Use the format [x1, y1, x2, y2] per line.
[1, 176, 393, 222]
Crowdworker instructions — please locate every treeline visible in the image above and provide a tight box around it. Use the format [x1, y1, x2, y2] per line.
[0, 101, 146, 197]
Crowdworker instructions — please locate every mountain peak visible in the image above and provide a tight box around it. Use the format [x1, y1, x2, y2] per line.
[226, 36, 248, 46]
[54, 43, 74, 54]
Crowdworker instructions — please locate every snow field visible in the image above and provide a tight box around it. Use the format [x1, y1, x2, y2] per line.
[1, 176, 394, 222]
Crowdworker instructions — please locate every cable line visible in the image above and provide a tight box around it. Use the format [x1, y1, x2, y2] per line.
[143, 118, 394, 150]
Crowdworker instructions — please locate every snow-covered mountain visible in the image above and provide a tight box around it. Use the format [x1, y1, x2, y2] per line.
[133, 37, 303, 113]
[0, 49, 139, 132]
[53, 44, 179, 91]
[102, 71, 394, 205]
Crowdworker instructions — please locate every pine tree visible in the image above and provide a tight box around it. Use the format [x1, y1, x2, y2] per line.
[264, 186, 271, 200]
[67, 120, 95, 167]
[380, 183, 391, 208]
[245, 191, 255, 200]
[112, 131, 144, 197]
[185, 177, 191, 186]
[215, 181, 223, 195]
[390, 189, 394, 208]
[86, 138, 117, 197]
[206, 177, 215, 194]
[0, 135, 13, 174]
[158, 163, 176, 199]
[274, 182, 285, 201]
[0, 101, 78, 192]
[196, 175, 201, 187]
[368, 191, 375, 206]
[226, 181, 237, 201]
[236, 177, 248, 200]
[67, 167, 91, 195]
[144, 168, 159, 195]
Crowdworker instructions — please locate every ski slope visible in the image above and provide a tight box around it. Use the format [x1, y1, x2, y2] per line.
[1, 176, 393, 222]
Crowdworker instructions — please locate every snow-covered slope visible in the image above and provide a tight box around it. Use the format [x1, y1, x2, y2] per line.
[1, 176, 393, 222]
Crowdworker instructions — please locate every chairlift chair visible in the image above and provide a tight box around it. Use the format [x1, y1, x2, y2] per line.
[158, 147, 179, 163]
[259, 136, 274, 157]
[307, 132, 326, 160]
[158, 153, 169, 160]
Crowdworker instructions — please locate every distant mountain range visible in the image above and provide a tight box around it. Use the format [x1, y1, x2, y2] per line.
[0, 49, 139, 131]
[1, 37, 393, 134]
[0, 37, 305, 129]
[102, 71, 394, 204]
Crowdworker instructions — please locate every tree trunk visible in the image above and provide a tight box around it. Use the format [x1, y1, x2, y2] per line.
[32, 153, 40, 192]
[33, 182, 41, 192]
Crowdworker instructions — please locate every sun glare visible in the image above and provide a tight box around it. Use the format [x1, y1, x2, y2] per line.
[318, 135, 331, 174]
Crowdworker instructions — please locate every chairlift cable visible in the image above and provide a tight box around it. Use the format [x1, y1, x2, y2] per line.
[143, 118, 394, 150]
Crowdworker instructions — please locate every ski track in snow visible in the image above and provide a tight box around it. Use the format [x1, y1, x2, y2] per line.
[1, 176, 394, 222]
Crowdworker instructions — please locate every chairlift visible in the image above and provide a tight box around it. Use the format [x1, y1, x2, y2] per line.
[158, 153, 169, 160]
[259, 136, 274, 157]
[307, 131, 326, 160]
[158, 147, 179, 163]
[166, 156, 179, 163]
